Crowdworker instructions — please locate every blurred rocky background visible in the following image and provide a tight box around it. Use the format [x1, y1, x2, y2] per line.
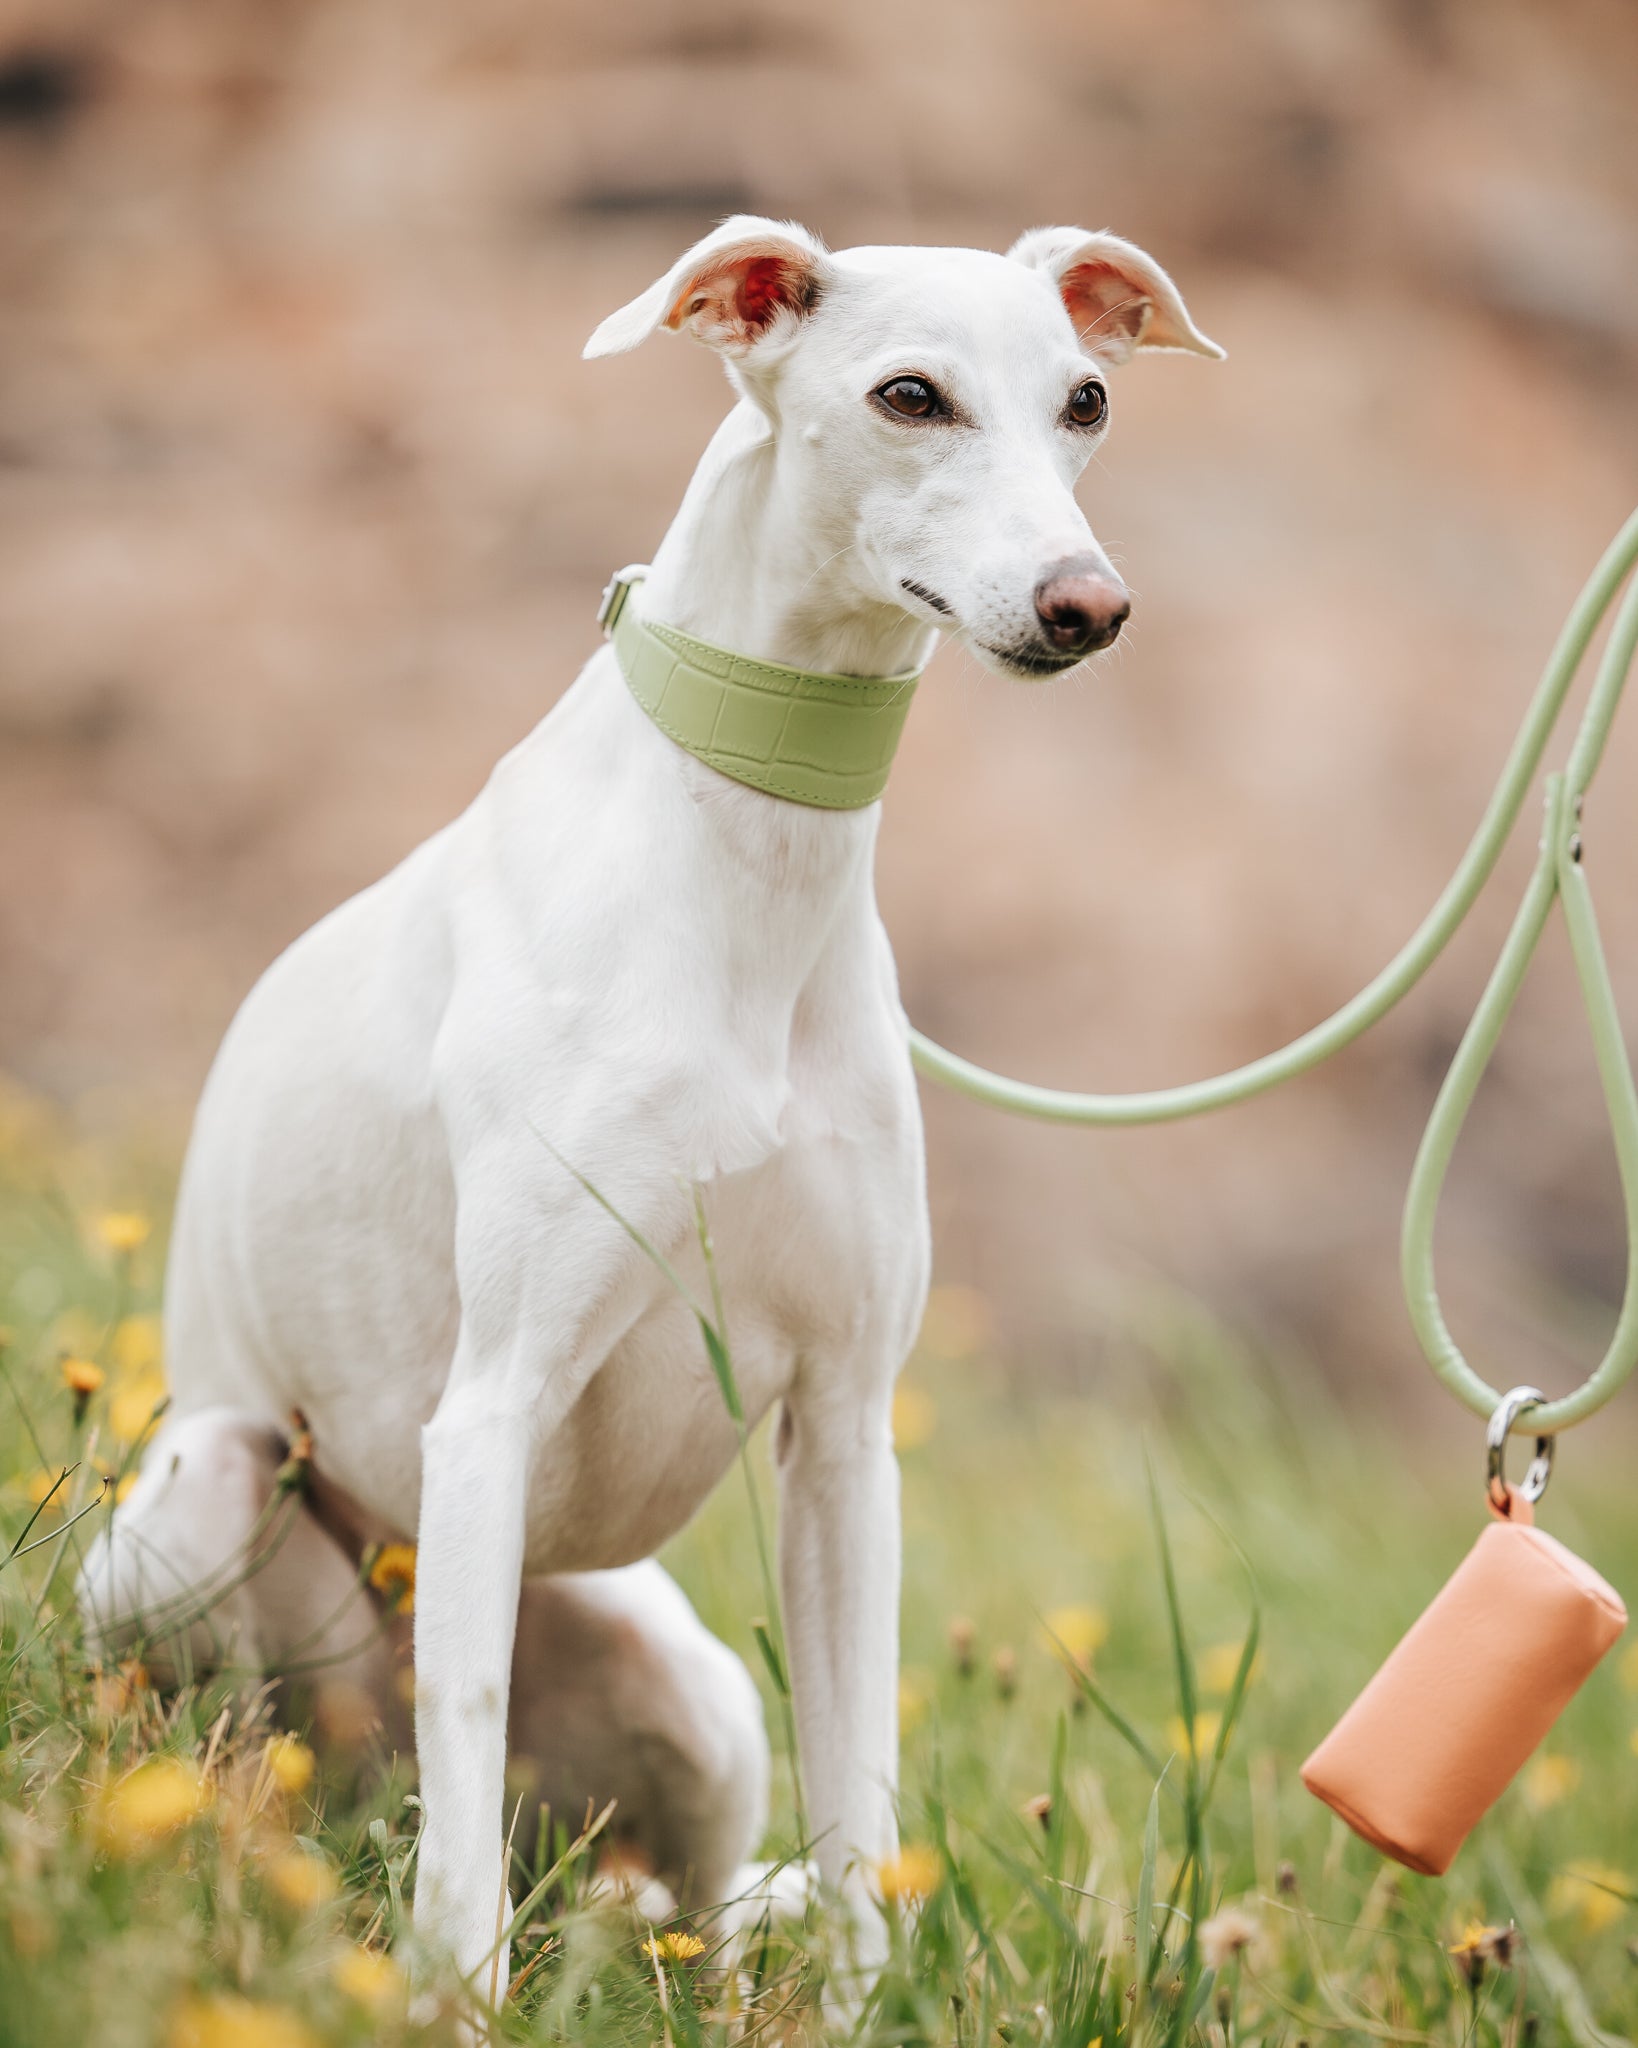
[3, 0, 1638, 1428]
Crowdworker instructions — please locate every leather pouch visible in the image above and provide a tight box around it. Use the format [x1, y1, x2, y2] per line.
[1301, 1491, 1626, 1875]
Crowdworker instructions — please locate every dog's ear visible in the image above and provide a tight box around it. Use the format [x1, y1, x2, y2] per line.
[584, 216, 833, 361]
[1008, 227, 1224, 367]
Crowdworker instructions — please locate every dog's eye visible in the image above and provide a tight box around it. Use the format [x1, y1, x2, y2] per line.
[875, 376, 944, 420]
[1066, 380, 1109, 429]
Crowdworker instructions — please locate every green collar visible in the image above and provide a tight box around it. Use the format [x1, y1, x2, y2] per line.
[600, 568, 922, 809]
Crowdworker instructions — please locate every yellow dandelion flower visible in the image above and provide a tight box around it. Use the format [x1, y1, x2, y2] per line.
[917, 1284, 993, 1362]
[61, 1356, 105, 1398]
[644, 1929, 707, 1963]
[333, 1945, 404, 2012]
[876, 1844, 942, 1904]
[1620, 1640, 1638, 1694]
[111, 1313, 164, 1377]
[1042, 1604, 1108, 1670]
[891, 1385, 937, 1450]
[1521, 1754, 1581, 1811]
[1447, 1920, 1515, 1984]
[1166, 1711, 1223, 1760]
[1547, 1862, 1632, 1934]
[368, 1542, 416, 1613]
[97, 1755, 211, 1856]
[265, 1846, 339, 1911]
[97, 1212, 151, 1256]
[1448, 1919, 1493, 1957]
[1199, 1640, 1261, 1696]
[169, 1994, 320, 2048]
[263, 1733, 316, 1798]
[110, 1369, 167, 1445]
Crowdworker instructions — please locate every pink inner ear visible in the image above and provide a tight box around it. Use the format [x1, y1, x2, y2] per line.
[667, 249, 810, 346]
[1060, 261, 1149, 347]
[737, 255, 795, 331]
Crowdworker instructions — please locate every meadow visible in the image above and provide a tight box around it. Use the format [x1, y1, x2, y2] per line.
[2, 1074, 1636, 2048]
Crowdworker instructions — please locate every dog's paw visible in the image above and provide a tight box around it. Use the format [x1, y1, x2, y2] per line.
[714, 1857, 819, 1939]
[586, 1846, 679, 1926]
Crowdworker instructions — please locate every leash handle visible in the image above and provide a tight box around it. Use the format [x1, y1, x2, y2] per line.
[1402, 564, 1638, 1432]
[908, 506, 1638, 1432]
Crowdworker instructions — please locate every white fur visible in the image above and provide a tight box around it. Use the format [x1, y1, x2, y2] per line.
[79, 219, 1216, 2015]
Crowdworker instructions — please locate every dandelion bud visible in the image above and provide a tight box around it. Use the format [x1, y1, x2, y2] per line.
[61, 1354, 104, 1424]
[948, 1614, 977, 1676]
[275, 1409, 314, 1496]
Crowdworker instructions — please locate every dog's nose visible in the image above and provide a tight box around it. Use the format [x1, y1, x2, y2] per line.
[1033, 564, 1131, 654]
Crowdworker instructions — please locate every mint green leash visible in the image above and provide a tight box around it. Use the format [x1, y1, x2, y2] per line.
[607, 510, 1638, 1440]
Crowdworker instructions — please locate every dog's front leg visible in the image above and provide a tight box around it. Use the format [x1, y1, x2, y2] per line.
[408, 1128, 668, 2025]
[776, 1381, 901, 1979]
[412, 1382, 531, 2014]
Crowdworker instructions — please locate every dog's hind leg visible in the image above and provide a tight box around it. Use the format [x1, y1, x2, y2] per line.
[506, 1561, 782, 1920]
[78, 1408, 396, 1727]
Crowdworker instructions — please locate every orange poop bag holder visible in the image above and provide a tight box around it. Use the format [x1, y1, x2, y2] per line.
[1302, 1397, 1626, 1878]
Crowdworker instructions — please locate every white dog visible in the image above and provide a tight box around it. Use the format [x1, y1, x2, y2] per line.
[81, 217, 1218, 2007]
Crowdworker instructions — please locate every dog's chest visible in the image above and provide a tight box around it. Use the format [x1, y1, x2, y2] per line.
[521, 1101, 925, 1574]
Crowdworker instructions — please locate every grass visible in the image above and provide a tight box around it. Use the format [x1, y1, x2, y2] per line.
[3, 1074, 1638, 2046]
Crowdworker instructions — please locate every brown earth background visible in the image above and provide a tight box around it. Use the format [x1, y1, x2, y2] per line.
[3, 0, 1638, 1439]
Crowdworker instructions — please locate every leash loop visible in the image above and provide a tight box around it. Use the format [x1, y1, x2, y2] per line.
[1401, 561, 1638, 1432]
[908, 507, 1638, 1434]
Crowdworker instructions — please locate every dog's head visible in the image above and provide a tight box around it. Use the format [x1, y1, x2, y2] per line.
[586, 218, 1221, 679]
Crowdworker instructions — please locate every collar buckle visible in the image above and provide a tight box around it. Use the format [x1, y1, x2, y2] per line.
[597, 565, 648, 637]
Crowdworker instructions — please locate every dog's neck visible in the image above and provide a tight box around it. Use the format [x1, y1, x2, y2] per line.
[639, 401, 937, 681]
[598, 404, 930, 989]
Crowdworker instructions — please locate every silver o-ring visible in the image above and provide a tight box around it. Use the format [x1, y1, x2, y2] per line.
[1486, 1384, 1554, 1507]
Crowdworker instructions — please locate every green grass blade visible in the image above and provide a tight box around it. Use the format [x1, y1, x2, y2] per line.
[1043, 1617, 1164, 1782]
[3, 1465, 74, 1565]
[697, 1315, 744, 1428]
[1135, 1770, 1164, 1992]
[1180, 1481, 1264, 1810]
[1145, 1454, 1198, 1764]
[527, 1125, 705, 1319]
[750, 1616, 789, 1698]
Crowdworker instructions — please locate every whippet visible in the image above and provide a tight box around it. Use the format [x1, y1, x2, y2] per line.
[81, 216, 1219, 2006]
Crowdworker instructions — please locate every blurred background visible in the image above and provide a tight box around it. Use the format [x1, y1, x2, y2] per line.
[3, 0, 1637, 1437]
